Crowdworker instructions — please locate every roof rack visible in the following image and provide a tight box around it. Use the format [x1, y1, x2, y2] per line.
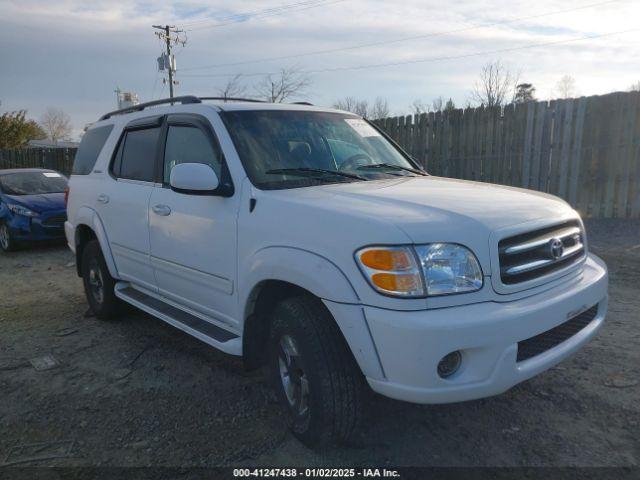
[98, 95, 314, 121]
[199, 96, 266, 103]
[99, 96, 202, 120]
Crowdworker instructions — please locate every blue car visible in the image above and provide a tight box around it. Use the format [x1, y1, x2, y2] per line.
[0, 168, 68, 252]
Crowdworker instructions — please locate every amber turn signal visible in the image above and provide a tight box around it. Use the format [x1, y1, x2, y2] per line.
[371, 273, 421, 293]
[359, 248, 413, 271]
[355, 246, 425, 297]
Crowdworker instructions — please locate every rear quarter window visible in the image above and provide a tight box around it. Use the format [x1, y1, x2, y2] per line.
[72, 125, 114, 175]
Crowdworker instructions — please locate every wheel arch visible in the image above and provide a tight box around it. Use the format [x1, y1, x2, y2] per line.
[242, 279, 309, 370]
[73, 207, 118, 279]
[239, 247, 383, 379]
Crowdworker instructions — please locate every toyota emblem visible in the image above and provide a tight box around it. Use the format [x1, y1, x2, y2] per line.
[549, 238, 564, 260]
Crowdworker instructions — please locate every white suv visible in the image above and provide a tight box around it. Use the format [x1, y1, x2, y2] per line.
[66, 96, 608, 447]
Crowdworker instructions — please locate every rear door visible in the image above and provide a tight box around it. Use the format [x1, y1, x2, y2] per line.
[95, 116, 162, 291]
[148, 113, 240, 326]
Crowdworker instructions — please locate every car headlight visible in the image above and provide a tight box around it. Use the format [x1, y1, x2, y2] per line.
[355, 244, 483, 298]
[414, 243, 483, 295]
[7, 204, 38, 217]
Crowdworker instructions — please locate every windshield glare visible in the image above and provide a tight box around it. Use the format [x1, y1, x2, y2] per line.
[221, 110, 421, 189]
[0, 172, 68, 195]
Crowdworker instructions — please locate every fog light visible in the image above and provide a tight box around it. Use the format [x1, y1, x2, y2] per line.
[437, 351, 462, 378]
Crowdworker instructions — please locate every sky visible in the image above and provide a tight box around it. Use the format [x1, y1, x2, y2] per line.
[1, 0, 639, 139]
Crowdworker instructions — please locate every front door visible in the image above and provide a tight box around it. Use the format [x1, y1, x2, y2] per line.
[148, 114, 239, 327]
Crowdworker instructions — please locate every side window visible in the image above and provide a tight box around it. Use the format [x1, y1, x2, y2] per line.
[163, 125, 222, 184]
[72, 125, 113, 175]
[117, 127, 160, 182]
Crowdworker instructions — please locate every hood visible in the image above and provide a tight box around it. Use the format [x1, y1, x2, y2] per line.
[272, 176, 577, 275]
[4, 193, 66, 213]
[311, 176, 574, 233]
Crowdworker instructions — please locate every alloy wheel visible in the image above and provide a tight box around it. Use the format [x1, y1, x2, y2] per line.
[87, 258, 105, 305]
[277, 335, 309, 416]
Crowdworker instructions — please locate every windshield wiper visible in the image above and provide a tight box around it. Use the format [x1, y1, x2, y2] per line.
[357, 163, 427, 176]
[265, 167, 368, 181]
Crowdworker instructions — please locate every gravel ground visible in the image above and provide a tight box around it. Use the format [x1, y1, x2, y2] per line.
[0, 219, 638, 467]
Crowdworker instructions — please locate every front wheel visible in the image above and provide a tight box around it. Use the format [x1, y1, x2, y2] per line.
[269, 296, 365, 447]
[81, 239, 121, 320]
[0, 223, 16, 252]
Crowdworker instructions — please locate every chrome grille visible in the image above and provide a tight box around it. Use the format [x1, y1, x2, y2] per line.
[499, 220, 585, 285]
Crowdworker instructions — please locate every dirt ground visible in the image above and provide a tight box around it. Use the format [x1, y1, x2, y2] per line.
[0, 219, 638, 468]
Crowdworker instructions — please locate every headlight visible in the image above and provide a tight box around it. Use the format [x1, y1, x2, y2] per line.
[7, 204, 38, 217]
[414, 243, 483, 295]
[355, 244, 483, 298]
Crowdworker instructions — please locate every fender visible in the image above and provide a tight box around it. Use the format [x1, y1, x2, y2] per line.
[240, 246, 386, 380]
[74, 206, 119, 279]
[240, 246, 360, 315]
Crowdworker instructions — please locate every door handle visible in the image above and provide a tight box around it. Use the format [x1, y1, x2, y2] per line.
[152, 204, 172, 216]
[97, 194, 109, 204]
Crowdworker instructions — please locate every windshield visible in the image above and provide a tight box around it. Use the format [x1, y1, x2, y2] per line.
[0, 171, 68, 195]
[221, 110, 423, 190]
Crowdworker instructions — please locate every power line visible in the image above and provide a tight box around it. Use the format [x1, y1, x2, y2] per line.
[150, 33, 167, 100]
[178, 27, 639, 79]
[184, 0, 346, 31]
[182, 0, 625, 71]
[304, 27, 639, 74]
[180, 0, 332, 27]
[180, 0, 326, 27]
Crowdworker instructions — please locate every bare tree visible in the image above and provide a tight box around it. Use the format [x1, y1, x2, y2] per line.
[470, 61, 517, 108]
[629, 81, 640, 92]
[432, 96, 444, 112]
[40, 107, 72, 144]
[410, 99, 429, 115]
[333, 97, 369, 117]
[369, 97, 390, 119]
[411, 97, 456, 115]
[411, 98, 440, 114]
[255, 67, 311, 103]
[333, 96, 390, 119]
[555, 75, 578, 99]
[216, 74, 247, 99]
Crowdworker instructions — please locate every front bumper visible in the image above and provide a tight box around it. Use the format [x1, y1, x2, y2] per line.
[364, 253, 608, 404]
[7, 209, 67, 243]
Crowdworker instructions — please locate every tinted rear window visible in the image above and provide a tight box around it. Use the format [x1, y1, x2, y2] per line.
[117, 127, 160, 182]
[72, 125, 113, 175]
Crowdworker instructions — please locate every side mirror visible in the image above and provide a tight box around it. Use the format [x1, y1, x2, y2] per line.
[169, 163, 219, 195]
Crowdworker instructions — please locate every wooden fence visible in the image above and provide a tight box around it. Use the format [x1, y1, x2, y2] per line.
[374, 91, 640, 218]
[1, 92, 640, 218]
[0, 148, 76, 176]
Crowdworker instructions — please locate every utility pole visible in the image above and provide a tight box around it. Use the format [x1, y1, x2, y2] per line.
[152, 25, 186, 99]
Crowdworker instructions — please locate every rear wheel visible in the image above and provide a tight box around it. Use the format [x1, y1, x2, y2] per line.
[0, 223, 16, 252]
[269, 296, 365, 447]
[81, 240, 121, 320]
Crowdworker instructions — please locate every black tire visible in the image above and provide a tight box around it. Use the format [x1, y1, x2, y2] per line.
[81, 239, 121, 320]
[268, 295, 365, 447]
[0, 222, 17, 252]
